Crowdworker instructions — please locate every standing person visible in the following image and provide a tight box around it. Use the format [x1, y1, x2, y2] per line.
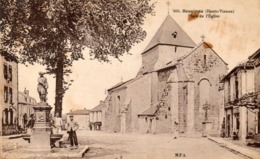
[23, 113, 28, 129]
[67, 115, 79, 149]
[49, 113, 56, 148]
[173, 119, 179, 139]
[26, 114, 35, 135]
[54, 112, 62, 134]
[49, 113, 54, 134]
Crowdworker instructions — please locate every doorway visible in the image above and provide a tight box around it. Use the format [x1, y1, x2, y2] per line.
[227, 114, 231, 137]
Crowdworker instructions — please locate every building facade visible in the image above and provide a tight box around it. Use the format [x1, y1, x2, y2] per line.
[89, 101, 105, 130]
[66, 108, 90, 130]
[0, 53, 18, 135]
[103, 15, 228, 136]
[18, 88, 37, 129]
[222, 49, 260, 142]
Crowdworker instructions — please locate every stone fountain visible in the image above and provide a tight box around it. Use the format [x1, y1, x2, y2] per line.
[23, 72, 62, 151]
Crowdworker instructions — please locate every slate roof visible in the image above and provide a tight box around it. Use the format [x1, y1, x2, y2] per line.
[248, 48, 260, 60]
[155, 41, 227, 74]
[180, 41, 228, 65]
[19, 91, 35, 99]
[142, 15, 196, 54]
[222, 48, 260, 82]
[221, 59, 254, 82]
[138, 106, 158, 116]
[67, 109, 90, 115]
[90, 102, 105, 112]
[107, 75, 145, 92]
[107, 80, 131, 92]
[18, 91, 37, 104]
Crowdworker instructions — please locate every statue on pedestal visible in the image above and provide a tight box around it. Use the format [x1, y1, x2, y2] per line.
[22, 72, 62, 151]
[37, 72, 48, 103]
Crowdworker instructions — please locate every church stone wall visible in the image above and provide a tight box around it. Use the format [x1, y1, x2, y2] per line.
[127, 74, 152, 132]
[138, 47, 159, 75]
[178, 82, 188, 133]
[104, 87, 127, 133]
[182, 45, 228, 134]
[152, 69, 173, 133]
[154, 46, 192, 70]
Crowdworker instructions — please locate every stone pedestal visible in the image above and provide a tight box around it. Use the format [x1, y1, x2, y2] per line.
[29, 133, 50, 150]
[202, 121, 212, 137]
[30, 102, 52, 151]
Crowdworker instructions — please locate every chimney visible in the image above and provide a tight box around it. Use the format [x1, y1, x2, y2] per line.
[24, 88, 29, 95]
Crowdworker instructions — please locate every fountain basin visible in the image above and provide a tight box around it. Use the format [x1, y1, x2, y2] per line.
[22, 134, 63, 143]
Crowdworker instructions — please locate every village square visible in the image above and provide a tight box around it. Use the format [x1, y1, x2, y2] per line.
[1, 0, 260, 159]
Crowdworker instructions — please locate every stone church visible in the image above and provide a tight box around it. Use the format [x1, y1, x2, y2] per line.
[103, 15, 228, 136]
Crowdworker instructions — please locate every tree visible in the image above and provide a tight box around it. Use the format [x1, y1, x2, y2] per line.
[0, 0, 154, 115]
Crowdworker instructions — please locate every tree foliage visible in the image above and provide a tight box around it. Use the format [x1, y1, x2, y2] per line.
[0, 0, 154, 114]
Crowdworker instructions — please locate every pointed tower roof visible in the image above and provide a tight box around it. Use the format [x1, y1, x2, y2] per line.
[142, 15, 195, 54]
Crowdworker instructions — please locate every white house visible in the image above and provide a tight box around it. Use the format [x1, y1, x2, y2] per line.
[18, 88, 37, 129]
[89, 101, 105, 130]
[66, 108, 90, 130]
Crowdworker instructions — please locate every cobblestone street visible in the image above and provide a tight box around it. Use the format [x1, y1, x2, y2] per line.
[2, 130, 259, 159]
[78, 130, 247, 159]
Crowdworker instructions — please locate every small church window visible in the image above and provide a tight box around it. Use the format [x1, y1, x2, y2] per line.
[145, 117, 147, 122]
[172, 31, 177, 38]
[165, 114, 167, 119]
[117, 95, 121, 114]
[204, 55, 207, 65]
[175, 46, 177, 52]
[168, 107, 171, 111]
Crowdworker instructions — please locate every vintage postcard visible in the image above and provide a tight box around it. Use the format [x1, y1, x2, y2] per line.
[0, 0, 259, 158]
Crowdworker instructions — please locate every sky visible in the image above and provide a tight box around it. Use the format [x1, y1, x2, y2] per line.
[18, 0, 260, 114]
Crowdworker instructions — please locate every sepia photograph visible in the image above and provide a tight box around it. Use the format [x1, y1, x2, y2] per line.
[0, 0, 259, 158]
